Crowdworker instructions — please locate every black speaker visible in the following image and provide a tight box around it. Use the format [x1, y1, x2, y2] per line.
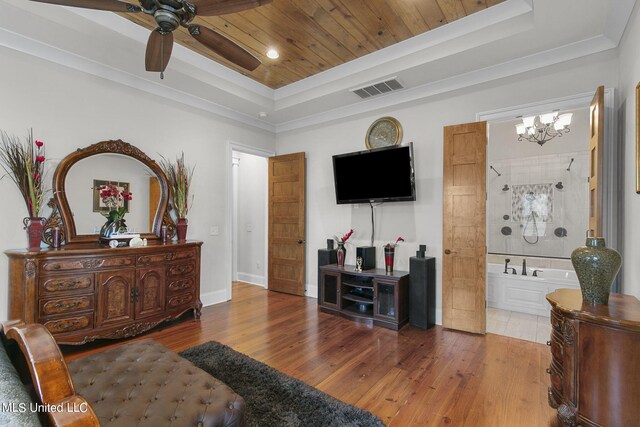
[356, 246, 376, 270]
[318, 248, 337, 301]
[409, 254, 436, 329]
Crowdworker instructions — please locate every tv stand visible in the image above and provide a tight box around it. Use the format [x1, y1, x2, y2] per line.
[318, 264, 408, 330]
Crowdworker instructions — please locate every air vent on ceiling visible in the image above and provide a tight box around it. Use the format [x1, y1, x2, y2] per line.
[351, 77, 404, 99]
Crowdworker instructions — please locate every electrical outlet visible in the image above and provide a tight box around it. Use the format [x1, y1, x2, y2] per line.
[256, 262, 261, 270]
[210, 226, 219, 236]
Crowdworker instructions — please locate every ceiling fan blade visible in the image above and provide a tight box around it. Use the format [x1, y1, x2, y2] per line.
[188, 24, 260, 71]
[191, 0, 272, 16]
[30, 0, 141, 12]
[145, 29, 174, 72]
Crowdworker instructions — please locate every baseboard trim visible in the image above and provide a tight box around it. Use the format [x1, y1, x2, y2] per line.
[237, 272, 266, 287]
[306, 284, 318, 299]
[201, 290, 228, 307]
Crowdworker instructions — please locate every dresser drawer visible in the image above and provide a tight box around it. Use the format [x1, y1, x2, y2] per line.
[167, 292, 195, 310]
[39, 274, 94, 295]
[547, 363, 563, 394]
[137, 248, 197, 266]
[42, 314, 93, 335]
[550, 332, 564, 363]
[167, 277, 195, 294]
[39, 295, 94, 316]
[167, 262, 196, 278]
[41, 256, 134, 272]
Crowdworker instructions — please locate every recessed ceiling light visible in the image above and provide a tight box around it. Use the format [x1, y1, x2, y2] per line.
[258, 112, 268, 118]
[266, 48, 279, 59]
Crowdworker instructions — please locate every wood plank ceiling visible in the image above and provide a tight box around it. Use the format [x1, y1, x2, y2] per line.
[120, 0, 506, 89]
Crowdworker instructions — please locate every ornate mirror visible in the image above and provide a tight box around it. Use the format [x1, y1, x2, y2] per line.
[49, 140, 175, 244]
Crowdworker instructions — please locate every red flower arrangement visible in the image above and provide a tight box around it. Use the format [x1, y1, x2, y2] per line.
[98, 184, 132, 223]
[0, 129, 47, 218]
[335, 229, 354, 244]
[385, 236, 404, 249]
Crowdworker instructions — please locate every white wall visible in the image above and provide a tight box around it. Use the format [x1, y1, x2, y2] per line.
[276, 50, 619, 323]
[619, 1, 640, 298]
[0, 46, 275, 320]
[234, 151, 267, 286]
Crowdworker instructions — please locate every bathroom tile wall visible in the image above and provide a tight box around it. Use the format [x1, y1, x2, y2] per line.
[488, 152, 589, 259]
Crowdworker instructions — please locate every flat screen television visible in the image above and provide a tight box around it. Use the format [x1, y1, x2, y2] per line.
[332, 143, 416, 204]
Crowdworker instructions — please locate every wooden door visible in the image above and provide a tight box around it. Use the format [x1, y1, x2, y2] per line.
[268, 153, 306, 296]
[135, 266, 165, 319]
[442, 121, 487, 334]
[588, 86, 604, 237]
[95, 269, 134, 327]
[149, 177, 160, 229]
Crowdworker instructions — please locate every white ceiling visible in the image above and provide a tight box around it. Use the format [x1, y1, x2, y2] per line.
[0, 0, 636, 133]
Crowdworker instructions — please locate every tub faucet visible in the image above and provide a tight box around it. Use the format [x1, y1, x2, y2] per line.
[533, 269, 543, 277]
[504, 258, 511, 274]
[522, 259, 527, 276]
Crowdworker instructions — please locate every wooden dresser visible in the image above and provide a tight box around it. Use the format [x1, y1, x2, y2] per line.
[5, 240, 202, 345]
[546, 289, 640, 427]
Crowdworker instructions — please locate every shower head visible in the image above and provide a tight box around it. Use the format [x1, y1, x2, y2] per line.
[555, 181, 564, 190]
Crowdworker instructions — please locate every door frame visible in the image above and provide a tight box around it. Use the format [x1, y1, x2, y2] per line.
[477, 88, 619, 289]
[225, 141, 275, 300]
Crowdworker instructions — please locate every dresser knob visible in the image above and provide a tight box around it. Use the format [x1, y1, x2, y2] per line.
[546, 340, 551, 346]
[546, 368, 551, 374]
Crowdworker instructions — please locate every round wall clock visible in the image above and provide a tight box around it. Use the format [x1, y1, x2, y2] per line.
[365, 116, 403, 149]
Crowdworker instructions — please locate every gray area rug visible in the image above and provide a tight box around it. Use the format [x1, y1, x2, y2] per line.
[180, 341, 386, 427]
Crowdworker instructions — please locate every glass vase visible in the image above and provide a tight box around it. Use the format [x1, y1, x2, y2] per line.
[100, 218, 125, 239]
[336, 242, 346, 267]
[384, 246, 395, 274]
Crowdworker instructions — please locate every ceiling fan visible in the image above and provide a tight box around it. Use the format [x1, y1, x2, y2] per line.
[30, 0, 272, 77]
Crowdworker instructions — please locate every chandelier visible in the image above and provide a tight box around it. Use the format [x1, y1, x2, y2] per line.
[515, 112, 573, 146]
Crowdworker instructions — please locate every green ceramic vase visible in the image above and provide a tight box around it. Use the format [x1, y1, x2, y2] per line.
[571, 237, 622, 305]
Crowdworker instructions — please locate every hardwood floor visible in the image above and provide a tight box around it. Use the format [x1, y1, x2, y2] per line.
[64, 282, 560, 426]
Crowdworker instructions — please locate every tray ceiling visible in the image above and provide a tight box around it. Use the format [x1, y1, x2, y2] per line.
[119, 0, 506, 89]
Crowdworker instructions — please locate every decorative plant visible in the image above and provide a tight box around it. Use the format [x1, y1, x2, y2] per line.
[97, 184, 132, 224]
[385, 236, 404, 249]
[0, 129, 47, 218]
[159, 152, 194, 218]
[335, 229, 354, 245]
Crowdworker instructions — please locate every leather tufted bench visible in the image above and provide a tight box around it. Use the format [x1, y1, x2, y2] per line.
[1, 322, 245, 427]
[67, 339, 246, 427]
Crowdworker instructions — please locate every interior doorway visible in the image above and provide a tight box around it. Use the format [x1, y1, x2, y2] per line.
[479, 88, 617, 343]
[226, 143, 273, 300]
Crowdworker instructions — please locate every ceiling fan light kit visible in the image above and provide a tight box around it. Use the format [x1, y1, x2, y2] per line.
[29, 0, 271, 77]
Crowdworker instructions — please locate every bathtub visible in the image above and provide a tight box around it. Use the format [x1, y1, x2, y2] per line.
[487, 263, 580, 317]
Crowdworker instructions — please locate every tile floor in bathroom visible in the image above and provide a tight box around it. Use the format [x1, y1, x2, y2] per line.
[487, 307, 552, 344]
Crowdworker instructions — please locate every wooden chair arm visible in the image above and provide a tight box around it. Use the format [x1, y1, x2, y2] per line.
[46, 396, 100, 427]
[1, 321, 100, 426]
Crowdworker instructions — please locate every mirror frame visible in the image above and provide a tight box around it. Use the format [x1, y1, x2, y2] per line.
[52, 140, 172, 244]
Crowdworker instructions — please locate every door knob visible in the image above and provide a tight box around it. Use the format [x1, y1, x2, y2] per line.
[297, 239, 306, 244]
[445, 249, 456, 255]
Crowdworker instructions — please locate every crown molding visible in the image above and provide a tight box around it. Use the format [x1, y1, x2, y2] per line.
[65, 7, 274, 100]
[275, 35, 616, 133]
[0, 26, 276, 133]
[1, 0, 635, 135]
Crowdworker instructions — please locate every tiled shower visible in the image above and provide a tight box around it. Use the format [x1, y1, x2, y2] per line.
[487, 152, 589, 259]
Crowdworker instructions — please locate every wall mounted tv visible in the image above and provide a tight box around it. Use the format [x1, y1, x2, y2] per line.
[332, 143, 416, 204]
